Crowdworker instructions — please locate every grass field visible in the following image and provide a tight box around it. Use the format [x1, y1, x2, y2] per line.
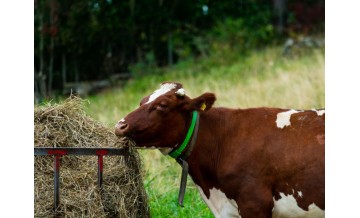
[85, 45, 325, 217]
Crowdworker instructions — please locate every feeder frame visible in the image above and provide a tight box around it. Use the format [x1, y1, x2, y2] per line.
[34, 147, 128, 217]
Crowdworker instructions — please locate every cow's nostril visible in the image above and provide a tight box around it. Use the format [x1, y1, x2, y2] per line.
[119, 122, 128, 130]
[115, 121, 129, 136]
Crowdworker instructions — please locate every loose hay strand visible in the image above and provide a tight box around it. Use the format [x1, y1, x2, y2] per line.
[34, 96, 150, 218]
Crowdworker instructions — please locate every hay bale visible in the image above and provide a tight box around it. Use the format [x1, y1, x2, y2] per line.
[34, 96, 150, 217]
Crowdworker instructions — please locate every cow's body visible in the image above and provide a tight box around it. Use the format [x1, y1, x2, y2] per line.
[184, 107, 324, 218]
[115, 82, 325, 218]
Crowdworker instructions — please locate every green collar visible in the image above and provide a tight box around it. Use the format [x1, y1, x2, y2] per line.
[169, 111, 198, 159]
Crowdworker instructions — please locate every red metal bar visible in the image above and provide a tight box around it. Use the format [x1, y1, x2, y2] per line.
[48, 149, 68, 156]
[96, 149, 108, 156]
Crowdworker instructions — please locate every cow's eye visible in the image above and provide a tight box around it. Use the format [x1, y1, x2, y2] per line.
[156, 102, 168, 111]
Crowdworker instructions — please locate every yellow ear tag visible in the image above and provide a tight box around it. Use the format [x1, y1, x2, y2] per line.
[200, 102, 206, 111]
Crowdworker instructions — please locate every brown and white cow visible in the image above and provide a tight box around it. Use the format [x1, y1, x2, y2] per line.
[115, 82, 325, 218]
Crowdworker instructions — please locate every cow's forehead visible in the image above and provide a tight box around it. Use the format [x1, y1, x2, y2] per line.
[145, 82, 185, 104]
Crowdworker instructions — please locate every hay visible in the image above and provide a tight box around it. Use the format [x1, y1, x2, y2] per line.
[34, 96, 149, 217]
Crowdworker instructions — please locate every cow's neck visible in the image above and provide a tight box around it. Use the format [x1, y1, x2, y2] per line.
[186, 109, 227, 195]
[167, 108, 236, 199]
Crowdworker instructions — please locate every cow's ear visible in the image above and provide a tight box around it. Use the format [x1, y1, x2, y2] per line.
[140, 96, 149, 106]
[189, 93, 216, 111]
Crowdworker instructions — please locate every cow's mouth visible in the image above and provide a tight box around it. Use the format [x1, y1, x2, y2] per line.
[117, 135, 165, 149]
[116, 136, 137, 147]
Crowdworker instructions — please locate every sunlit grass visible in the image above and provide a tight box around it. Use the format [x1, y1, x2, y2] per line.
[85, 45, 324, 217]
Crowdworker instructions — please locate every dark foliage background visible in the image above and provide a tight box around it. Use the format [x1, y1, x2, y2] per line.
[34, 0, 324, 100]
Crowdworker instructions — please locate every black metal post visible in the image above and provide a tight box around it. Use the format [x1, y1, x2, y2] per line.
[97, 155, 103, 189]
[54, 155, 61, 215]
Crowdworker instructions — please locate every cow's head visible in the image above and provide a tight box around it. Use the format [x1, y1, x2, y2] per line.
[115, 82, 216, 151]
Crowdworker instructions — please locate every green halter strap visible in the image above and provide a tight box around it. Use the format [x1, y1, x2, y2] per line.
[169, 111, 198, 159]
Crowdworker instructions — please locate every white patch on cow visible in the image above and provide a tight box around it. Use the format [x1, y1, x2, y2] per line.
[146, 83, 177, 104]
[148, 146, 157, 149]
[196, 186, 240, 218]
[272, 192, 324, 218]
[175, 88, 185, 96]
[159, 147, 174, 155]
[275, 109, 302, 129]
[115, 118, 125, 128]
[159, 143, 178, 155]
[312, 109, 325, 116]
[297, 191, 303, 198]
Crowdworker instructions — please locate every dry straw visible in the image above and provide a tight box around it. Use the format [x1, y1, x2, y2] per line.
[34, 96, 149, 217]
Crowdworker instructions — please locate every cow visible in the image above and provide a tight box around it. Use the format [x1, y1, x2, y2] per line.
[115, 82, 325, 218]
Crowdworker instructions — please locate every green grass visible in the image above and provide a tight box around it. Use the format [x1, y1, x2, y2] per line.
[85, 45, 325, 217]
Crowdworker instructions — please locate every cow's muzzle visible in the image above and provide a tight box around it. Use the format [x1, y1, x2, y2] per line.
[115, 119, 129, 137]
